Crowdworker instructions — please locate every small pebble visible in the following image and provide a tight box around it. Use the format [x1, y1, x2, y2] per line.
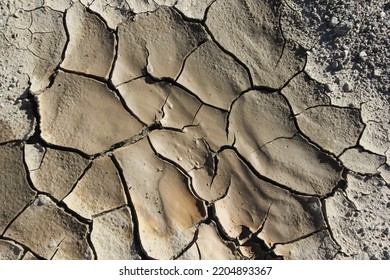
[342, 49, 349, 58]
[342, 82, 352, 92]
[334, 21, 353, 36]
[374, 69, 382, 76]
[330, 60, 341, 71]
[384, 251, 389, 259]
[359, 50, 367, 58]
[325, 83, 335, 92]
[330, 16, 339, 27]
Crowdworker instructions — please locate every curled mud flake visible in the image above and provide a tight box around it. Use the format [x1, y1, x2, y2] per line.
[117, 78, 169, 125]
[149, 128, 225, 201]
[206, 0, 305, 88]
[63, 156, 127, 220]
[4, 195, 93, 260]
[38, 71, 144, 156]
[339, 148, 386, 174]
[296, 106, 364, 156]
[25, 145, 90, 200]
[0, 144, 36, 234]
[80, 0, 132, 29]
[159, 86, 202, 130]
[91, 207, 139, 260]
[113, 7, 207, 84]
[191, 105, 231, 151]
[61, 2, 115, 79]
[177, 40, 251, 110]
[214, 149, 327, 246]
[281, 72, 330, 114]
[175, 0, 215, 20]
[246, 134, 343, 195]
[0, 239, 24, 260]
[229, 90, 297, 152]
[114, 138, 206, 259]
[195, 222, 241, 260]
[274, 230, 339, 260]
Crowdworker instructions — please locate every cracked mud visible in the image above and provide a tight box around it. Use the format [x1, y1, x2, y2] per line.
[1, 0, 389, 260]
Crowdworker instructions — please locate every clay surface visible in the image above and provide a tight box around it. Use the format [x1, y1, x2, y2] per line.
[0, 0, 388, 260]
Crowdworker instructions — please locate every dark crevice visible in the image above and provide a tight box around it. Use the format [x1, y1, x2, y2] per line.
[341, 189, 360, 211]
[321, 168, 348, 200]
[278, 50, 308, 91]
[114, 74, 148, 88]
[0, 139, 25, 147]
[293, 103, 363, 118]
[108, 27, 119, 83]
[208, 154, 219, 197]
[34, 139, 91, 159]
[205, 204, 270, 259]
[205, 203, 236, 244]
[225, 86, 279, 144]
[237, 204, 278, 259]
[92, 205, 128, 219]
[90, 126, 149, 159]
[338, 144, 387, 163]
[18, 249, 28, 260]
[45, 8, 70, 87]
[111, 155, 151, 260]
[107, 79, 149, 127]
[144, 73, 230, 113]
[57, 66, 108, 83]
[269, 228, 327, 251]
[86, 222, 98, 260]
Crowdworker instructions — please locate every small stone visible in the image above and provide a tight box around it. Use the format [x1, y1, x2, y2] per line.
[341, 49, 349, 58]
[359, 51, 367, 59]
[342, 82, 352, 92]
[334, 21, 353, 36]
[325, 83, 335, 92]
[330, 60, 341, 71]
[384, 251, 389, 259]
[380, 11, 386, 18]
[330, 16, 339, 27]
[374, 69, 382, 76]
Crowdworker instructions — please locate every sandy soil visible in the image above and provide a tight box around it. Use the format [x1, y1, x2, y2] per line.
[0, 0, 388, 260]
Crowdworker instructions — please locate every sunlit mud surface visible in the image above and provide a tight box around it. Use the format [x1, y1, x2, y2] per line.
[0, 0, 389, 260]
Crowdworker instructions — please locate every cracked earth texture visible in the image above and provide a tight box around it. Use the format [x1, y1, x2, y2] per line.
[0, 0, 389, 260]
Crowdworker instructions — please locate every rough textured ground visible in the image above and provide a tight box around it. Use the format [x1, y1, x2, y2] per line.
[0, 0, 389, 260]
